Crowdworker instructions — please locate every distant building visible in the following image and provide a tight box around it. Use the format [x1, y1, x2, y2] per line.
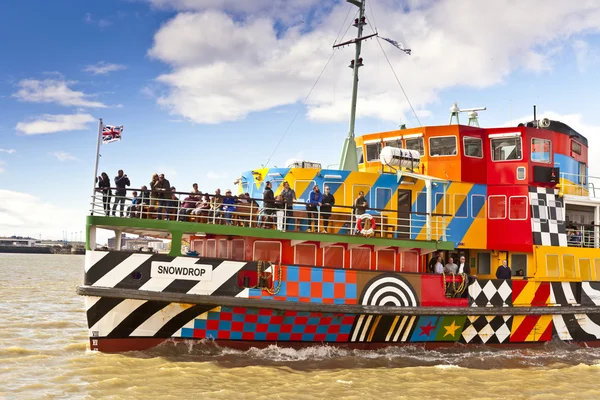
[0, 237, 39, 247]
[106, 234, 169, 253]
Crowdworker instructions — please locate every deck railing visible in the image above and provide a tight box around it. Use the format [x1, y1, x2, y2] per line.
[91, 188, 450, 241]
[566, 223, 600, 248]
[560, 172, 600, 198]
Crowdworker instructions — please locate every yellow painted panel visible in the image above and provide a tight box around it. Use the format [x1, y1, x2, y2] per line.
[594, 259, 600, 281]
[580, 259, 592, 281]
[546, 254, 560, 277]
[563, 254, 576, 278]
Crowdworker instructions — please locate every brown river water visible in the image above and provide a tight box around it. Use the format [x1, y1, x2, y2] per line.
[1, 253, 600, 399]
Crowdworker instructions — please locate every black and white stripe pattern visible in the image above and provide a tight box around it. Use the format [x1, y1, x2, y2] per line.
[350, 274, 418, 342]
[553, 314, 600, 341]
[581, 282, 600, 306]
[84, 251, 252, 338]
[550, 282, 581, 306]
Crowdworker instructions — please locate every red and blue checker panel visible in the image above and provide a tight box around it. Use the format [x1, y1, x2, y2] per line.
[248, 265, 357, 304]
[181, 306, 356, 342]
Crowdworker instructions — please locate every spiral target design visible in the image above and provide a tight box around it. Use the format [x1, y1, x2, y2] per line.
[360, 274, 418, 307]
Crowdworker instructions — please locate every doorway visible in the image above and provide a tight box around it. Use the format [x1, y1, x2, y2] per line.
[397, 189, 412, 239]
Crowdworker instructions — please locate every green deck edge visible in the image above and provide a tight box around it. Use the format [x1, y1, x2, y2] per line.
[86, 215, 454, 256]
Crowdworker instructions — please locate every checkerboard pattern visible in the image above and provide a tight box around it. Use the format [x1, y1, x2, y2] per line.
[460, 315, 513, 344]
[468, 279, 512, 307]
[529, 186, 567, 247]
[248, 265, 357, 304]
[180, 306, 355, 342]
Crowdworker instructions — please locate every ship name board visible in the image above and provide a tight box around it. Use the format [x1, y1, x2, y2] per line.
[150, 262, 212, 281]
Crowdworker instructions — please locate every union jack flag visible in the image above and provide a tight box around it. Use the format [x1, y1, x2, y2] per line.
[102, 124, 123, 145]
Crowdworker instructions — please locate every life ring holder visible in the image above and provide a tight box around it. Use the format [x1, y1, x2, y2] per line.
[356, 213, 376, 237]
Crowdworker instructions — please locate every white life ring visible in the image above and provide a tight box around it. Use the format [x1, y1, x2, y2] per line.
[356, 213, 376, 237]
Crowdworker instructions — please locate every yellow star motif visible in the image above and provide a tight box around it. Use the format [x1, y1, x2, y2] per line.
[443, 320, 461, 337]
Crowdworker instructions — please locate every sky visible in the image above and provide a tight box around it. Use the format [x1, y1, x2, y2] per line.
[1, 0, 600, 243]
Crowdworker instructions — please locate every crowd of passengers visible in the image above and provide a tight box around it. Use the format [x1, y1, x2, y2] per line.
[427, 250, 525, 280]
[96, 171, 370, 233]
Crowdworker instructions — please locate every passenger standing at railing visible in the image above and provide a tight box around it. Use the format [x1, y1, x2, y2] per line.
[112, 170, 130, 217]
[222, 189, 236, 225]
[149, 174, 159, 216]
[210, 188, 223, 223]
[353, 191, 368, 234]
[97, 173, 112, 216]
[154, 174, 172, 220]
[260, 181, 275, 228]
[321, 186, 335, 233]
[281, 181, 297, 231]
[166, 187, 179, 220]
[306, 185, 322, 233]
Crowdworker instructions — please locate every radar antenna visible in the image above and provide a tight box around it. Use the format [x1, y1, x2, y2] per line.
[449, 102, 487, 126]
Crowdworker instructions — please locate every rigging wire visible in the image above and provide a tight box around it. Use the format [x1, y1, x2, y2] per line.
[263, 49, 337, 168]
[375, 37, 422, 127]
[333, 5, 354, 45]
[367, 0, 378, 32]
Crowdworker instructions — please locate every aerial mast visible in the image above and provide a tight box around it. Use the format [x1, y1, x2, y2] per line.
[335, 0, 376, 171]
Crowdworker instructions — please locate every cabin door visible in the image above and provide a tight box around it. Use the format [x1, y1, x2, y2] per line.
[397, 189, 412, 239]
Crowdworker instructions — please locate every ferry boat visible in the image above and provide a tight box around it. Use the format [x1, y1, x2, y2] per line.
[78, 0, 600, 352]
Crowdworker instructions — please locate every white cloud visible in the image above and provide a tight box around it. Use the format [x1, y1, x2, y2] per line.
[13, 79, 107, 108]
[147, 1, 600, 124]
[16, 113, 95, 135]
[0, 161, 5, 174]
[50, 151, 77, 162]
[0, 190, 83, 239]
[0, 149, 16, 154]
[84, 12, 112, 29]
[84, 62, 126, 75]
[571, 39, 598, 72]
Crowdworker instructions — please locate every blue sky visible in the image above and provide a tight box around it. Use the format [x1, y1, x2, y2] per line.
[1, 0, 600, 241]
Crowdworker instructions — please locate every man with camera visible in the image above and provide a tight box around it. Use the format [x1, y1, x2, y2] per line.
[113, 169, 131, 217]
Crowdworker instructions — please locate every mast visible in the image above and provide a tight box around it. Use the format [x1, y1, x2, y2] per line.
[335, 0, 375, 171]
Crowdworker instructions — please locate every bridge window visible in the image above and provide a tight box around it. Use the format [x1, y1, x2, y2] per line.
[572, 140, 582, 155]
[351, 248, 371, 269]
[531, 138, 551, 164]
[488, 195, 507, 219]
[365, 141, 382, 162]
[357, 147, 364, 164]
[491, 137, 522, 161]
[429, 136, 457, 157]
[405, 137, 424, 156]
[509, 196, 528, 220]
[323, 246, 345, 268]
[384, 137, 403, 149]
[463, 137, 483, 158]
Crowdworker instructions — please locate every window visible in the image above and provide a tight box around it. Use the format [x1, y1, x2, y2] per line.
[353, 184, 371, 207]
[579, 162, 587, 186]
[429, 136, 457, 157]
[572, 140, 582, 155]
[580, 258, 592, 281]
[488, 195, 507, 219]
[546, 254, 560, 277]
[192, 239, 204, 255]
[491, 137, 522, 161]
[509, 196, 528, 220]
[351, 248, 371, 269]
[463, 137, 483, 158]
[294, 244, 316, 265]
[218, 239, 228, 258]
[531, 138, 551, 164]
[471, 194, 485, 218]
[323, 246, 345, 268]
[376, 187, 392, 210]
[365, 141, 382, 162]
[384, 137, 403, 149]
[517, 166, 526, 180]
[477, 252, 491, 274]
[435, 193, 451, 214]
[253, 241, 281, 263]
[400, 252, 418, 272]
[206, 239, 216, 257]
[563, 255, 576, 278]
[511, 254, 527, 276]
[232, 239, 245, 261]
[377, 249, 396, 271]
[405, 137, 424, 156]
[294, 180, 316, 202]
[416, 192, 428, 213]
[454, 194, 467, 218]
[357, 146, 364, 164]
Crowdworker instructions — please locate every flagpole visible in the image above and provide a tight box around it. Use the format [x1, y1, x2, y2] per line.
[91, 118, 103, 215]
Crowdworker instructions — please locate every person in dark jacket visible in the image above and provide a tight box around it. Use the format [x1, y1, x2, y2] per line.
[321, 185, 335, 233]
[306, 185, 322, 232]
[112, 169, 131, 217]
[261, 181, 275, 228]
[428, 251, 443, 273]
[154, 173, 172, 219]
[97, 172, 111, 216]
[496, 259, 512, 279]
[281, 181, 297, 231]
